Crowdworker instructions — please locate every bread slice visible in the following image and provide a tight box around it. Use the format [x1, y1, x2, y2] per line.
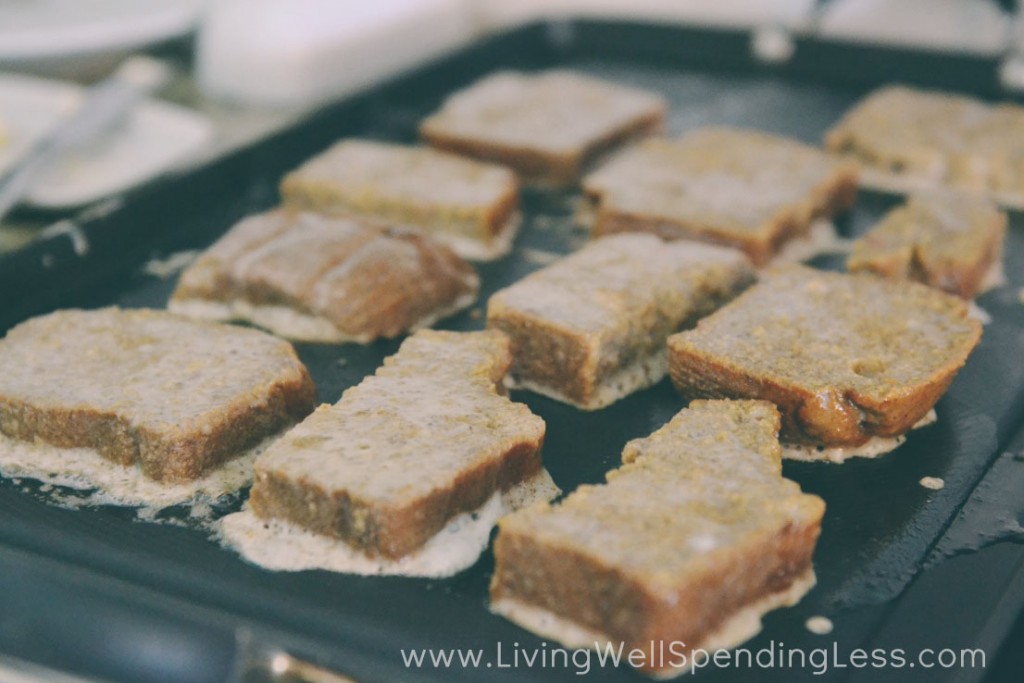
[825, 85, 1024, 206]
[667, 266, 981, 450]
[487, 234, 754, 410]
[169, 210, 478, 343]
[420, 70, 666, 188]
[0, 308, 316, 483]
[247, 329, 550, 561]
[491, 400, 824, 678]
[582, 127, 858, 265]
[848, 192, 1006, 299]
[280, 140, 520, 261]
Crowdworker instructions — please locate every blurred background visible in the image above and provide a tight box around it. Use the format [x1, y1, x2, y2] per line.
[1, 0, 1023, 253]
[1, 1, 1023, 682]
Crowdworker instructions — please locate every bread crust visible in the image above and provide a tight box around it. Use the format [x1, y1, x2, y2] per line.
[0, 308, 316, 483]
[424, 112, 664, 188]
[493, 519, 820, 660]
[250, 433, 542, 559]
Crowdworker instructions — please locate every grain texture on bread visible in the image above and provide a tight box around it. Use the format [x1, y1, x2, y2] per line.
[0, 308, 316, 483]
[825, 85, 1024, 202]
[583, 127, 858, 265]
[170, 210, 478, 343]
[487, 234, 754, 409]
[248, 330, 548, 559]
[667, 266, 981, 449]
[420, 70, 666, 188]
[847, 192, 1006, 299]
[280, 140, 520, 261]
[491, 400, 824, 678]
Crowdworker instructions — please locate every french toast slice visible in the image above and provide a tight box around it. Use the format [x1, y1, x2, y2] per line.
[487, 234, 753, 409]
[848, 192, 1006, 299]
[667, 266, 981, 450]
[170, 210, 478, 343]
[825, 85, 1024, 203]
[248, 330, 550, 560]
[0, 307, 315, 483]
[491, 400, 824, 678]
[280, 139, 520, 261]
[420, 70, 666, 188]
[582, 128, 858, 265]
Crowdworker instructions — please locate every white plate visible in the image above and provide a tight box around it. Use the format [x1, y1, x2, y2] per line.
[476, 0, 817, 31]
[0, 0, 206, 61]
[818, 0, 1009, 55]
[0, 73, 213, 208]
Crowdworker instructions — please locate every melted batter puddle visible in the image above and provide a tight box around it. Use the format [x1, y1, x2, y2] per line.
[804, 615, 834, 635]
[0, 432, 276, 516]
[773, 220, 851, 265]
[218, 469, 559, 578]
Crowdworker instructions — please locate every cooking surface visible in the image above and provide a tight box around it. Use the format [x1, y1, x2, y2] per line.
[0, 21, 1023, 683]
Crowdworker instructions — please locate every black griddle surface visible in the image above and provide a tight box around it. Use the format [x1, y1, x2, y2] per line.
[0, 20, 1023, 683]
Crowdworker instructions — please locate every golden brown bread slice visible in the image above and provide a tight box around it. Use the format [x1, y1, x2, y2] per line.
[491, 400, 824, 678]
[169, 210, 478, 343]
[667, 266, 981, 450]
[582, 127, 858, 265]
[825, 85, 1024, 203]
[825, 86, 987, 180]
[420, 70, 666, 188]
[487, 234, 754, 409]
[0, 308, 316, 483]
[279, 139, 520, 261]
[248, 329, 549, 560]
[848, 192, 1006, 299]
[959, 104, 1024, 199]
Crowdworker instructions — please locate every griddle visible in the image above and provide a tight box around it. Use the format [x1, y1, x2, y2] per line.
[1, 19, 1023, 683]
